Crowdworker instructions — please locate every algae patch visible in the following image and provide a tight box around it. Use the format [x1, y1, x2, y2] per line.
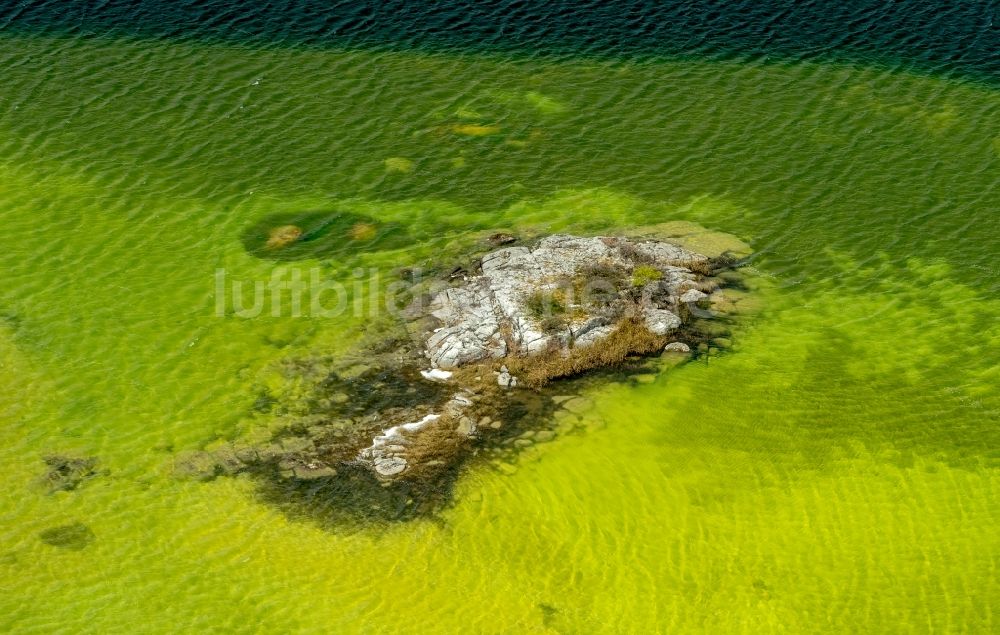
[39, 523, 95, 551]
[451, 123, 502, 137]
[383, 157, 414, 173]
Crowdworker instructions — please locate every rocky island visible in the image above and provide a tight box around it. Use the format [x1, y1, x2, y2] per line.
[178, 222, 755, 521]
[360, 233, 718, 476]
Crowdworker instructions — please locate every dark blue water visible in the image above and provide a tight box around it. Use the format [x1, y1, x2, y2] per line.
[3, 1, 999, 82]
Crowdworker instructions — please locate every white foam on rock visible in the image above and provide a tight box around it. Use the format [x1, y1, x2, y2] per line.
[371, 414, 440, 448]
[420, 368, 453, 381]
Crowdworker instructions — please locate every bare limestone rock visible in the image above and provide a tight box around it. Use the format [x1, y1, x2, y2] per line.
[679, 289, 708, 303]
[423, 234, 708, 369]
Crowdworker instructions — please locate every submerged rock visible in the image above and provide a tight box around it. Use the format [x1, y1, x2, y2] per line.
[487, 232, 518, 246]
[626, 220, 752, 259]
[41, 455, 103, 493]
[173, 450, 223, 481]
[292, 463, 337, 480]
[373, 456, 407, 476]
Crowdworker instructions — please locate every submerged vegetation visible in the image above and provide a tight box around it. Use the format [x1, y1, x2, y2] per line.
[37, 523, 96, 551]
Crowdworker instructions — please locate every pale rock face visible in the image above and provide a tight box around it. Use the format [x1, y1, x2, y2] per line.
[663, 342, 691, 353]
[662, 266, 699, 294]
[373, 456, 407, 476]
[423, 234, 710, 369]
[680, 289, 709, 303]
[426, 281, 506, 368]
[643, 309, 683, 336]
[455, 417, 476, 436]
[573, 325, 615, 348]
[358, 413, 441, 477]
[632, 240, 707, 264]
[497, 370, 518, 388]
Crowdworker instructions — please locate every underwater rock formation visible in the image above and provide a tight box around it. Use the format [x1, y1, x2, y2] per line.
[41, 455, 104, 493]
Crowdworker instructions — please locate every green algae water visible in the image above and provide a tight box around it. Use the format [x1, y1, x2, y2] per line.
[1, 4, 998, 632]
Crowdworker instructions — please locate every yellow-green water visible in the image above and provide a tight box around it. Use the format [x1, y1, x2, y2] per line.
[0, 34, 997, 633]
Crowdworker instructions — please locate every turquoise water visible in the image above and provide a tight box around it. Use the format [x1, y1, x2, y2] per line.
[0, 4, 998, 632]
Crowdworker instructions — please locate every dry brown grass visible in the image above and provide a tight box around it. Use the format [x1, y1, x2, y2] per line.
[664, 258, 713, 276]
[500, 317, 668, 388]
[694, 277, 723, 293]
[404, 414, 468, 466]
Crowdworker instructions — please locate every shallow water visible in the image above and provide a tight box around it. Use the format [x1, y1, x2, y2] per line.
[0, 11, 997, 634]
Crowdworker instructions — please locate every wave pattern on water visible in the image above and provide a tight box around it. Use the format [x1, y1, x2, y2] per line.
[1, 1, 999, 82]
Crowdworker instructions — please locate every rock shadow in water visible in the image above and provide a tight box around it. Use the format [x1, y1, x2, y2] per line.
[251, 461, 464, 527]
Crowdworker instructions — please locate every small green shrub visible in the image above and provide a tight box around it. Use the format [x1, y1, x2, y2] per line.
[631, 265, 663, 287]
